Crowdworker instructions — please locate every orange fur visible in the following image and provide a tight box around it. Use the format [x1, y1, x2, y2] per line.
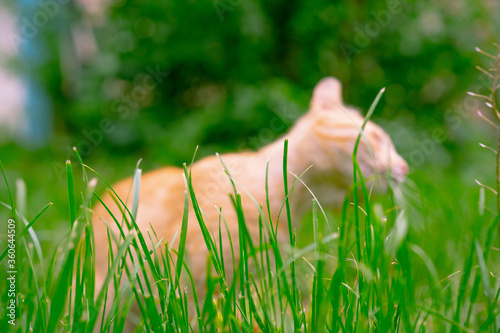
[92, 77, 408, 308]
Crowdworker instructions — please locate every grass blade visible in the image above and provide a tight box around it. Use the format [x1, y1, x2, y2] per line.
[67, 160, 76, 225]
[0, 160, 15, 217]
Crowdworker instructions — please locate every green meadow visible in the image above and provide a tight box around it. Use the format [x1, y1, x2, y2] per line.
[1, 0, 500, 331]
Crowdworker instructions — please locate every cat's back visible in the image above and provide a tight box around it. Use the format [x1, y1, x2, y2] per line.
[92, 166, 186, 245]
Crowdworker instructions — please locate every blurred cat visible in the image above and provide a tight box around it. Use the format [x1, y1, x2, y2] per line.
[92, 77, 408, 326]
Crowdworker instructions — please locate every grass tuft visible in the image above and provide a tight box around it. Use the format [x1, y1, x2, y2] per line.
[2, 62, 500, 330]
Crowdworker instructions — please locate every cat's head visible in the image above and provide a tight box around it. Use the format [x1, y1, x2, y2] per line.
[305, 77, 408, 190]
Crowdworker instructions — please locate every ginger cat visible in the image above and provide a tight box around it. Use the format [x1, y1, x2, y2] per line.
[92, 77, 408, 311]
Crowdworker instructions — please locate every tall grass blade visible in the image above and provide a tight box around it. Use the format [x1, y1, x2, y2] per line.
[175, 190, 190, 288]
[66, 160, 76, 225]
[452, 236, 476, 333]
[46, 218, 84, 332]
[131, 167, 142, 220]
[0, 160, 15, 217]
[0, 202, 52, 261]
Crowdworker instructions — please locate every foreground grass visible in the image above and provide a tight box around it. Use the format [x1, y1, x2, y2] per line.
[1, 143, 499, 332]
[2, 57, 500, 330]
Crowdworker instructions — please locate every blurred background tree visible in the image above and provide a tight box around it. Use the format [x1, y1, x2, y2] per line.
[2, 0, 498, 167]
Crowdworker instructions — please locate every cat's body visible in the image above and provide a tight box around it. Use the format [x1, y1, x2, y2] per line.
[92, 77, 408, 316]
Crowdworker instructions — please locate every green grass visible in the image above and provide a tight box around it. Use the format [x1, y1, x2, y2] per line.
[1, 134, 499, 332]
[2, 53, 500, 331]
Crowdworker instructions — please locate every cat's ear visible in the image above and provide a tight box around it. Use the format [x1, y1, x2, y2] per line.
[310, 77, 344, 110]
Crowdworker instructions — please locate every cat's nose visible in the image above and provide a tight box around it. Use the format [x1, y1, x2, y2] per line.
[391, 159, 408, 183]
[398, 160, 409, 176]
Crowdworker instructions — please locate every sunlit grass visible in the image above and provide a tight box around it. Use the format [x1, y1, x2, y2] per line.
[1, 145, 498, 332]
[1, 80, 500, 331]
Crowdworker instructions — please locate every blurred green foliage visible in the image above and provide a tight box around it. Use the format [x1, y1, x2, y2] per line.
[8, 0, 496, 167]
